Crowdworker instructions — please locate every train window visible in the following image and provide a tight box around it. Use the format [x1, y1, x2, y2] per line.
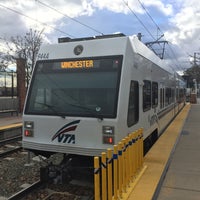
[176, 88, 179, 102]
[178, 88, 185, 103]
[25, 55, 123, 118]
[165, 88, 172, 106]
[172, 88, 175, 103]
[152, 82, 158, 108]
[127, 81, 139, 127]
[160, 88, 163, 109]
[143, 80, 151, 112]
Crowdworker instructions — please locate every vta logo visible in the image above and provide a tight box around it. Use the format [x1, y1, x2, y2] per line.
[51, 120, 80, 144]
[57, 134, 75, 144]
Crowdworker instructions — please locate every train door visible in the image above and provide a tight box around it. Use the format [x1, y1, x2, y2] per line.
[127, 80, 139, 127]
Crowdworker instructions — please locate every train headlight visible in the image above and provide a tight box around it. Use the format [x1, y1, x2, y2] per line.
[102, 126, 114, 144]
[24, 121, 34, 137]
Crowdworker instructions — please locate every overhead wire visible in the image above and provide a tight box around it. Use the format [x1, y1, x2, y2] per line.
[35, 0, 104, 36]
[137, 0, 163, 37]
[134, 0, 183, 69]
[0, 3, 75, 38]
[0, 1, 189, 72]
[122, 0, 171, 68]
[122, 0, 157, 41]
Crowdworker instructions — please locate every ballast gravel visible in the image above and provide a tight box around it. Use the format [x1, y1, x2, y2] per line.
[0, 151, 40, 199]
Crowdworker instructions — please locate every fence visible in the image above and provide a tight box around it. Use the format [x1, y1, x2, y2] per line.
[0, 97, 19, 114]
[0, 71, 17, 97]
[94, 128, 146, 200]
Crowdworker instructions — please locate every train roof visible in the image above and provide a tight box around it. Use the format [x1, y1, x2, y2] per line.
[128, 35, 175, 75]
[39, 33, 176, 75]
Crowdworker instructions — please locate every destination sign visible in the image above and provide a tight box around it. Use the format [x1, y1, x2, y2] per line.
[61, 60, 94, 69]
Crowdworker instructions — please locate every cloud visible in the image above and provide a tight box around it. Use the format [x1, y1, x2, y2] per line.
[92, 0, 174, 16]
[0, 0, 179, 38]
[92, 0, 130, 14]
[0, 0, 96, 36]
[0, 6, 27, 37]
[0, 0, 199, 71]
[164, 0, 200, 54]
[143, 0, 174, 16]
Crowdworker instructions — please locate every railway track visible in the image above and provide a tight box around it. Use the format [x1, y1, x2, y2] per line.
[8, 180, 43, 200]
[0, 129, 94, 199]
[0, 136, 22, 158]
[0, 145, 22, 158]
[7, 178, 94, 200]
[1, 146, 94, 200]
[0, 135, 22, 146]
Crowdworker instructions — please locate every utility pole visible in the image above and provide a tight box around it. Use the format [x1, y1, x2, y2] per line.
[194, 52, 197, 66]
[16, 57, 26, 113]
[193, 52, 200, 66]
[145, 34, 168, 59]
[145, 40, 168, 59]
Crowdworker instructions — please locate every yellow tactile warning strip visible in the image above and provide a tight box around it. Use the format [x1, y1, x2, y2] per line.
[127, 104, 191, 200]
[0, 123, 22, 131]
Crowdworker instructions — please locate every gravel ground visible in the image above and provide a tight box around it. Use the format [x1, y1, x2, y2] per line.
[0, 150, 40, 199]
[0, 150, 94, 200]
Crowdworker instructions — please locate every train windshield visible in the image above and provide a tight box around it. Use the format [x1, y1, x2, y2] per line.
[25, 56, 122, 118]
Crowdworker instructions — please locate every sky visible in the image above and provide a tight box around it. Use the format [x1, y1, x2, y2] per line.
[0, 0, 200, 74]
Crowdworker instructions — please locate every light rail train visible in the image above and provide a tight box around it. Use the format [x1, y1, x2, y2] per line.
[22, 33, 186, 158]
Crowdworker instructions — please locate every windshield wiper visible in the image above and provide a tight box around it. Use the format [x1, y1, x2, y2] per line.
[55, 91, 104, 120]
[35, 102, 66, 119]
[66, 102, 104, 121]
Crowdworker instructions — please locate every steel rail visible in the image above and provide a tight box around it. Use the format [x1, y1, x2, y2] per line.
[0, 135, 22, 146]
[7, 180, 43, 200]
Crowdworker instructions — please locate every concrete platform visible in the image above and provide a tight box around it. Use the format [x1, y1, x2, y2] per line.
[0, 115, 22, 139]
[0, 115, 22, 128]
[156, 104, 200, 200]
[127, 104, 191, 200]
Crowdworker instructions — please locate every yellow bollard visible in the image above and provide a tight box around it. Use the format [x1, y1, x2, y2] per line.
[137, 130, 141, 169]
[129, 133, 134, 179]
[132, 131, 137, 175]
[140, 128, 144, 165]
[107, 148, 113, 200]
[93, 128, 144, 200]
[101, 152, 107, 200]
[118, 142, 123, 198]
[122, 138, 126, 192]
[139, 128, 143, 168]
[94, 157, 100, 200]
[113, 145, 118, 200]
[129, 135, 132, 179]
[125, 136, 130, 185]
[136, 130, 139, 170]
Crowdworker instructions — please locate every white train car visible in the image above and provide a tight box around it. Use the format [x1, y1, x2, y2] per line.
[22, 34, 185, 157]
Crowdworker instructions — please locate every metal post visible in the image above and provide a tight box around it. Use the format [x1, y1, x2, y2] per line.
[122, 139, 126, 192]
[107, 149, 113, 200]
[139, 128, 143, 167]
[118, 142, 123, 198]
[125, 136, 130, 186]
[101, 152, 107, 200]
[11, 70, 14, 98]
[141, 128, 144, 165]
[94, 157, 100, 200]
[129, 133, 134, 178]
[113, 145, 118, 200]
[133, 132, 137, 174]
[136, 130, 139, 170]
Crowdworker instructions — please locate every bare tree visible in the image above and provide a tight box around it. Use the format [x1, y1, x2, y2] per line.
[5, 28, 44, 85]
[184, 65, 200, 88]
[0, 53, 13, 71]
